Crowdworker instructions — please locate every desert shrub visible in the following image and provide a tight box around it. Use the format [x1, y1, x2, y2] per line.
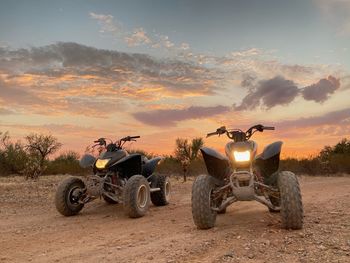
[327, 154, 350, 174]
[156, 155, 206, 176]
[0, 132, 30, 176]
[157, 156, 182, 174]
[280, 138, 350, 175]
[46, 151, 87, 175]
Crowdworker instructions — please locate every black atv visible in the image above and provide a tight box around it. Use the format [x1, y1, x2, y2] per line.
[191, 125, 303, 230]
[55, 136, 170, 218]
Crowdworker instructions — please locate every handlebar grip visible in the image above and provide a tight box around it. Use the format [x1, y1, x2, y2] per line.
[130, 136, 140, 139]
[207, 132, 217, 137]
[94, 140, 99, 143]
[263, 126, 275, 130]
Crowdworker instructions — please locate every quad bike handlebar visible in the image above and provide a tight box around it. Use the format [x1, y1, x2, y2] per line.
[92, 135, 141, 149]
[207, 124, 275, 141]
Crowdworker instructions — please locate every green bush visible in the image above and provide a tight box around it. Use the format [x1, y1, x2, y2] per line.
[45, 151, 87, 175]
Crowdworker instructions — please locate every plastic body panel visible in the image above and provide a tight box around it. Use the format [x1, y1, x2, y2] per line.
[79, 154, 96, 168]
[100, 149, 129, 168]
[110, 154, 142, 178]
[254, 141, 283, 182]
[200, 147, 231, 180]
[142, 157, 162, 177]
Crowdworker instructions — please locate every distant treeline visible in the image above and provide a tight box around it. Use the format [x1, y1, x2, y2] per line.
[280, 138, 350, 175]
[0, 130, 349, 177]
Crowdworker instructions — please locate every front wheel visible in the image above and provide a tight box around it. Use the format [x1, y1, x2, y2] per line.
[191, 174, 218, 229]
[55, 177, 85, 216]
[150, 174, 171, 206]
[123, 175, 150, 218]
[278, 171, 303, 229]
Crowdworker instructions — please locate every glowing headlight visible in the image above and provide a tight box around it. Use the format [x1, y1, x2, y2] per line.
[95, 158, 110, 169]
[233, 151, 251, 162]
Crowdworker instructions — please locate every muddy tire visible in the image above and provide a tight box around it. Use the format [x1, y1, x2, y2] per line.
[150, 174, 171, 206]
[191, 174, 217, 229]
[278, 171, 303, 229]
[55, 177, 85, 216]
[103, 195, 118, 204]
[123, 175, 150, 218]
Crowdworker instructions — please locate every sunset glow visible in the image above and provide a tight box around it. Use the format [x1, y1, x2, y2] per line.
[1, 0, 350, 158]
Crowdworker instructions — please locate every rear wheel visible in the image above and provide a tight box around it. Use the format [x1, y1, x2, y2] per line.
[278, 171, 303, 229]
[123, 175, 150, 218]
[191, 174, 218, 229]
[150, 174, 171, 206]
[55, 177, 85, 216]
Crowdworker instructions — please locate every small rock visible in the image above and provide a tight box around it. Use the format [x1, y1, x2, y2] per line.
[263, 240, 271, 246]
[116, 246, 122, 250]
[147, 256, 154, 260]
[248, 254, 255, 259]
[224, 251, 234, 258]
[318, 245, 326, 250]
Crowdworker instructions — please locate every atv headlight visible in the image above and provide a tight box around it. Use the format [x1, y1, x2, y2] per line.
[95, 158, 110, 169]
[233, 151, 250, 162]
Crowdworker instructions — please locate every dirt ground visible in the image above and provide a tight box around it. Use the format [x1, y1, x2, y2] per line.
[0, 175, 349, 263]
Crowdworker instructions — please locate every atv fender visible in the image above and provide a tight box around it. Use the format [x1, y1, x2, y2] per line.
[200, 147, 230, 181]
[255, 141, 283, 182]
[79, 154, 96, 168]
[256, 141, 283, 160]
[142, 157, 162, 177]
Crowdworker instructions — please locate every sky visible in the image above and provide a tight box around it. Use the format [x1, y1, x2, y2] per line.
[0, 0, 350, 158]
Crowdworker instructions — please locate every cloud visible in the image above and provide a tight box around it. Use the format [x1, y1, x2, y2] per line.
[240, 73, 257, 88]
[89, 12, 122, 35]
[132, 105, 231, 126]
[90, 12, 183, 52]
[301, 75, 340, 102]
[124, 28, 152, 47]
[231, 48, 263, 58]
[0, 42, 220, 95]
[0, 77, 45, 106]
[235, 75, 342, 111]
[234, 76, 299, 110]
[278, 107, 350, 129]
[0, 42, 223, 117]
[0, 107, 15, 115]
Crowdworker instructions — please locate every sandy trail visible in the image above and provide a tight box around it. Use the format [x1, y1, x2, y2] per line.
[0, 175, 349, 263]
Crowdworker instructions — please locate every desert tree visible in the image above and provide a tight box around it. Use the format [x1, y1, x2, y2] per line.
[175, 137, 204, 181]
[25, 133, 62, 179]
